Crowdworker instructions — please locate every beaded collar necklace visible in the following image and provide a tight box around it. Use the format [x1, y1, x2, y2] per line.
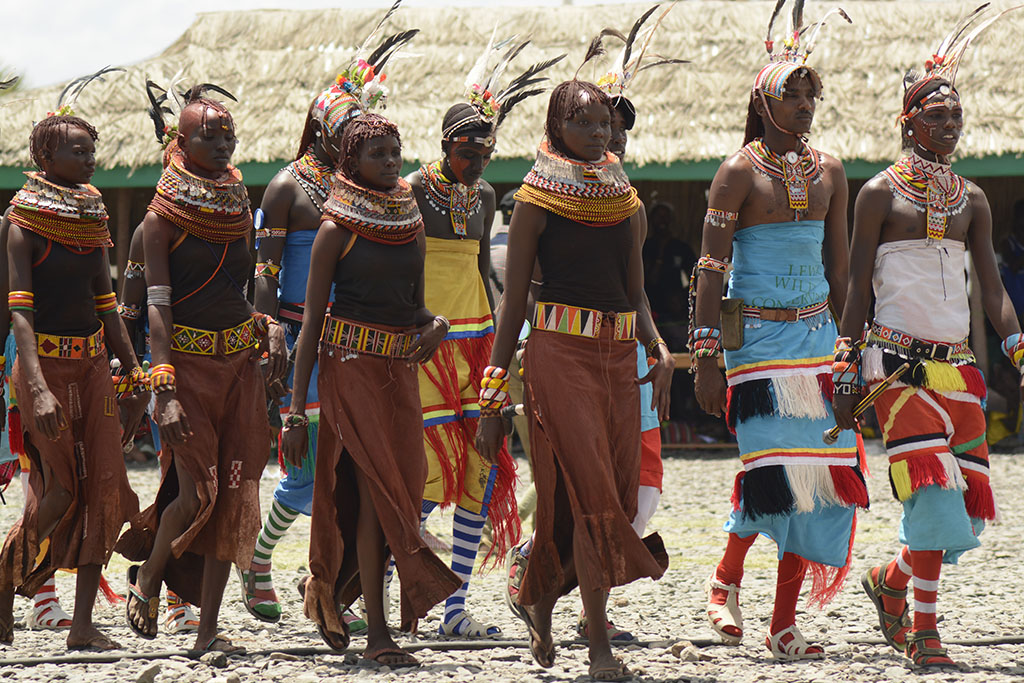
[321, 172, 424, 245]
[287, 149, 334, 211]
[148, 146, 252, 244]
[514, 140, 639, 228]
[8, 172, 112, 248]
[420, 160, 482, 238]
[741, 139, 823, 220]
[882, 152, 968, 242]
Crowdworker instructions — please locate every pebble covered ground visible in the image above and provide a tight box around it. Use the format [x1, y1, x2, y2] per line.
[0, 442, 1022, 682]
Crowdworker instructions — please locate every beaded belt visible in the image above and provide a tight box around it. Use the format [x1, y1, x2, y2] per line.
[320, 316, 417, 359]
[741, 300, 829, 322]
[36, 328, 105, 359]
[171, 316, 261, 356]
[534, 302, 636, 341]
[868, 321, 971, 362]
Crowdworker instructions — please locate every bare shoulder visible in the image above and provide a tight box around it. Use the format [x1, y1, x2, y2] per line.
[480, 179, 496, 203]
[405, 170, 423, 188]
[817, 151, 847, 180]
[858, 173, 892, 200]
[966, 178, 990, 210]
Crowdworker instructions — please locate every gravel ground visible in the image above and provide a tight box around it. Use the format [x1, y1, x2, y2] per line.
[1, 441, 1022, 682]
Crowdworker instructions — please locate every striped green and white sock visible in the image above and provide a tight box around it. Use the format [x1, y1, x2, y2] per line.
[244, 499, 299, 619]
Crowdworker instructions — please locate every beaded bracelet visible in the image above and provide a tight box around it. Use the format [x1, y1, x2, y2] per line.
[251, 311, 281, 338]
[124, 260, 145, 280]
[435, 316, 451, 333]
[150, 363, 176, 394]
[94, 292, 118, 315]
[1001, 333, 1024, 371]
[696, 255, 729, 274]
[147, 285, 172, 307]
[704, 208, 739, 228]
[282, 413, 309, 429]
[689, 326, 722, 358]
[8, 291, 34, 312]
[118, 303, 141, 320]
[255, 261, 282, 280]
[479, 365, 510, 411]
[646, 337, 668, 357]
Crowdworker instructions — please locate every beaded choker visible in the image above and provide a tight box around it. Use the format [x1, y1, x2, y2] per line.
[148, 147, 252, 244]
[514, 141, 639, 228]
[882, 152, 969, 242]
[8, 172, 112, 248]
[741, 139, 823, 220]
[420, 160, 482, 237]
[287, 149, 334, 211]
[321, 172, 424, 245]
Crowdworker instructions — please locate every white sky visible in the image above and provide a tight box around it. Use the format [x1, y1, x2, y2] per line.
[2, 0, 641, 88]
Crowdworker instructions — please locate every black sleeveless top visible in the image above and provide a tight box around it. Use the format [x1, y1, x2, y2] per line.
[331, 236, 422, 328]
[168, 233, 251, 330]
[537, 211, 633, 312]
[32, 237, 103, 336]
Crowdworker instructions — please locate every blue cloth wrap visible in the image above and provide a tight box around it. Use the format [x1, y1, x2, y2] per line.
[279, 230, 317, 305]
[272, 320, 319, 516]
[636, 341, 659, 432]
[898, 484, 984, 564]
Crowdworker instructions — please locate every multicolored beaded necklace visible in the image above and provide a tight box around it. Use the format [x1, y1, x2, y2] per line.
[741, 139, 823, 220]
[287, 149, 334, 211]
[321, 172, 424, 245]
[148, 145, 252, 244]
[8, 172, 112, 248]
[420, 160, 482, 238]
[514, 140, 639, 228]
[882, 152, 968, 242]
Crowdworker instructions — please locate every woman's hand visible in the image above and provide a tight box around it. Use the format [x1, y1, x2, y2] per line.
[280, 422, 309, 469]
[263, 323, 288, 384]
[694, 357, 728, 417]
[832, 392, 859, 432]
[474, 416, 504, 465]
[118, 391, 151, 447]
[155, 393, 192, 446]
[408, 317, 448, 365]
[31, 385, 67, 441]
[638, 345, 675, 421]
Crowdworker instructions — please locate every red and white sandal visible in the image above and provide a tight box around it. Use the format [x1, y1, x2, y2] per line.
[165, 590, 199, 634]
[766, 625, 825, 661]
[705, 573, 742, 645]
[28, 596, 72, 630]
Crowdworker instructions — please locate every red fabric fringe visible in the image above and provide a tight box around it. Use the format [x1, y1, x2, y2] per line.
[730, 471, 744, 511]
[423, 421, 466, 505]
[724, 386, 737, 435]
[963, 473, 996, 520]
[99, 573, 124, 605]
[856, 431, 870, 477]
[807, 510, 856, 608]
[481, 442, 520, 570]
[817, 372, 834, 402]
[829, 465, 869, 508]
[959, 365, 987, 400]
[907, 453, 952, 491]
[8, 408, 24, 456]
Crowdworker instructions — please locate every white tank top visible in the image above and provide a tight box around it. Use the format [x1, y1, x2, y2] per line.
[872, 238, 970, 343]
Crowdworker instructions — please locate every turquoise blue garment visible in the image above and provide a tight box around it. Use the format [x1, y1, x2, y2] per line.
[898, 484, 984, 564]
[724, 497, 855, 567]
[728, 221, 830, 309]
[636, 341, 659, 432]
[272, 320, 319, 516]
[0, 334, 15, 464]
[279, 230, 317, 305]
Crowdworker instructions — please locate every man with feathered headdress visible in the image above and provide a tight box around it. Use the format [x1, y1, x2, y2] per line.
[834, 4, 1020, 668]
[691, 0, 865, 660]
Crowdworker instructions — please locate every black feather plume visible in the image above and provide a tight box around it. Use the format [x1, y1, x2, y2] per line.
[495, 89, 543, 128]
[145, 80, 172, 144]
[367, 29, 419, 72]
[623, 5, 660, 68]
[184, 83, 238, 104]
[355, 0, 404, 60]
[792, 0, 805, 34]
[496, 55, 566, 102]
[57, 66, 125, 111]
[574, 28, 623, 79]
[636, 57, 691, 74]
[0, 77, 17, 91]
[765, 0, 788, 50]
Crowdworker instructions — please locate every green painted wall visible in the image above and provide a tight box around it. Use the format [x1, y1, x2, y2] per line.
[2, 154, 1022, 189]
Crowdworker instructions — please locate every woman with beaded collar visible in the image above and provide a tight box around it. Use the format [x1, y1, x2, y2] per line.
[0, 80, 146, 650]
[281, 113, 460, 667]
[401, 41, 562, 639]
[476, 76, 673, 681]
[692, 2, 864, 660]
[244, 15, 417, 627]
[834, 5, 1020, 669]
[115, 91, 287, 653]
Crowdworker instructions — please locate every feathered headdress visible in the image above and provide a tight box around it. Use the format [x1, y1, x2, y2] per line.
[145, 78, 237, 147]
[0, 76, 17, 92]
[753, 0, 851, 100]
[444, 33, 565, 146]
[48, 66, 124, 118]
[593, 4, 688, 129]
[901, 3, 1022, 121]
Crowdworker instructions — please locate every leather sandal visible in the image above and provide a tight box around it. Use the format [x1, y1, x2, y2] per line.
[765, 625, 824, 661]
[705, 573, 742, 645]
[906, 629, 958, 669]
[861, 565, 910, 652]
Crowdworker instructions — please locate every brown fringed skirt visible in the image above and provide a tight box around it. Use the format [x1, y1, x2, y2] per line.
[115, 349, 266, 606]
[1, 353, 138, 596]
[517, 323, 668, 606]
[303, 344, 461, 635]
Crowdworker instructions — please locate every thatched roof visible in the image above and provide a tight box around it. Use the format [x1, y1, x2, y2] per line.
[1, 1, 1023, 173]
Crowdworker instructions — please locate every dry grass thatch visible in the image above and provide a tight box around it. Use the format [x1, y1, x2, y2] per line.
[1, 1, 1023, 171]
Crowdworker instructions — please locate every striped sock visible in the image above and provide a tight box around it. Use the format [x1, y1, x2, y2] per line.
[909, 549, 951, 664]
[443, 505, 498, 635]
[33, 576, 58, 610]
[880, 546, 913, 616]
[252, 499, 300, 585]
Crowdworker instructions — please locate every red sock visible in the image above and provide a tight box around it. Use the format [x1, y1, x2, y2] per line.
[770, 552, 807, 635]
[909, 549, 951, 664]
[880, 546, 913, 616]
[712, 533, 756, 595]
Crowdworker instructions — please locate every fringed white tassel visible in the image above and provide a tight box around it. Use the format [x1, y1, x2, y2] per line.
[784, 464, 841, 513]
[862, 347, 885, 383]
[772, 374, 828, 420]
[938, 451, 968, 491]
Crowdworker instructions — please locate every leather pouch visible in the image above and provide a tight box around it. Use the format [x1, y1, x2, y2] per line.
[720, 297, 744, 351]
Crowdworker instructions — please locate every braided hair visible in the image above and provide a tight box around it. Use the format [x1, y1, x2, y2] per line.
[544, 80, 612, 157]
[178, 97, 234, 139]
[340, 113, 401, 181]
[29, 115, 98, 170]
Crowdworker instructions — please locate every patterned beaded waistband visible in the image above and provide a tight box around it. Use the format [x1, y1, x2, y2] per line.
[171, 316, 261, 355]
[741, 300, 830, 322]
[320, 316, 417, 359]
[534, 302, 636, 341]
[868, 321, 972, 362]
[36, 328, 105, 359]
